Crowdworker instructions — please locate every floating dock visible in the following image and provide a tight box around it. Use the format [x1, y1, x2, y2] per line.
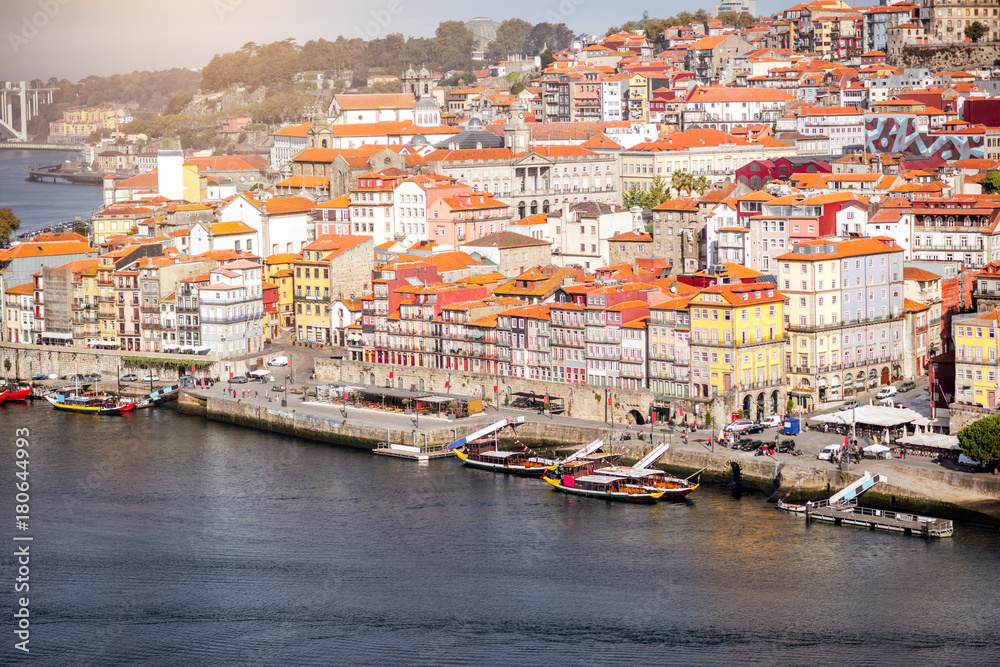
[372, 442, 454, 461]
[806, 499, 953, 537]
[786, 471, 954, 537]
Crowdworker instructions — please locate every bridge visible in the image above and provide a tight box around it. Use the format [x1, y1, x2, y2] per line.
[0, 141, 85, 151]
[0, 81, 58, 142]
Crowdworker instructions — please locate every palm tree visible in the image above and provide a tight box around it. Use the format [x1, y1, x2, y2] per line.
[692, 175, 711, 196]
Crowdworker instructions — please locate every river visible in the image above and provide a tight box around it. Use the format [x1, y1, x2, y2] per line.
[2, 403, 999, 666]
[0, 149, 103, 234]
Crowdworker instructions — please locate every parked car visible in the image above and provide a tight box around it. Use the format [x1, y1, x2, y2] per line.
[745, 423, 765, 434]
[818, 444, 844, 461]
[839, 400, 860, 411]
[761, 415, 783, 429]
[140, 373, 160, 382]
[84, 373, 101, 382]
[267, 356, 290, 367]
[120, 374, 138, 382]
[230, 376, 249, 384]
[876, 386, 898, 400]
[958, 453, 983, 468]
[30, 374, 47, 381]
[897, 381, 916, 393]
[725, 418, 755, 433]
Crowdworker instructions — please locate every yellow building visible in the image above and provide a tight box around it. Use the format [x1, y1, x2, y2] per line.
[954, 308, 1000, 408]
[627, 73, 648, 122]
[265, 253, 296, 329]
[688, 282, 787, 423]
[293, 248, 332, 343]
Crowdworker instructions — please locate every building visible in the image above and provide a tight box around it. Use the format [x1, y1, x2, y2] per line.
[198, 260, 266, 358]
[777, 237, 906, 411]
[292, 235, 374, 343]
[687, 282, 788, 424]
[953, 307, 1000, 407]
[461, 231, 552, 278]
[3, 283, 35, 343]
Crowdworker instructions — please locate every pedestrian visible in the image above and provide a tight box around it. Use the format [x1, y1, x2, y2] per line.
[684, 434, 689, 446]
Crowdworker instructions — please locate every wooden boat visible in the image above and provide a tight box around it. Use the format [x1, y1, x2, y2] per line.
[776, 499, 808, 514]
[543, 473, 665, 502]
[454, 448, 555, 477]
[450, 418, 556, 477]
[1, 385, 31, 401]
[47, 391, 136, 415]
[593, 466, 698, 499]
[0, 389, 7, 405]
[593, 443, 700, 500]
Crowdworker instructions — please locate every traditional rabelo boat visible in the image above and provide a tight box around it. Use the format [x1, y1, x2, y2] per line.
[593, 443, 702, 500]
[46, 391, 137, 415]
[451, 418, 556, 477]
[542, 465, 666, 503]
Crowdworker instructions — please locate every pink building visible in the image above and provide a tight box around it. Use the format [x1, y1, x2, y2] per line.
[427, 191, 510, 248]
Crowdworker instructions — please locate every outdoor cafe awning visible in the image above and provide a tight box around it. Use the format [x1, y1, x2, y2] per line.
[809, 405, 924, 428]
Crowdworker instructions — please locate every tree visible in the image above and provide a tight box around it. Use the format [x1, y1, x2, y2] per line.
[671, 170, 694, 195]
[493, 18, 532, 58]
[965, 21, 986, 43]
[692, 175, 711, 195]
[957, 415, 1000, 473]
[643, 175, 670, 208]
[983, 171, 1000, 194]
[622, 182, 645, 209]
[0, 208, 21, 246]
[540, 48, 554, 69]
[510, 81, 525, 95]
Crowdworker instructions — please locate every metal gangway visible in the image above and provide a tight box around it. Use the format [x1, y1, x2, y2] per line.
[447, 417, 525, 450]
[827, 470, 887, 507]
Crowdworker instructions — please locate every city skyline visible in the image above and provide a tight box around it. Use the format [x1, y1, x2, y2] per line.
[1, 0, 883, 81]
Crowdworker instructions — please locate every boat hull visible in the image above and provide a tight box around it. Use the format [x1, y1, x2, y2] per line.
[543, 477, 665, 503]
[455, 450, 553, 477]
[5, 387, 31, 401]
[0, 391, 7, 405]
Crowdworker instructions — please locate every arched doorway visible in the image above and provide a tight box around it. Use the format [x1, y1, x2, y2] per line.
[756, 393, 765, 420]
[742, 394, 752, 416]
[627, 409, 646, 425]
[530, 200, 538, 215]
[518, 202, 526, 218]
[868, 368, 878, 388]
[891, 363, 902, 381]
[830, 375, 841, 399]
[818, 376, 827, 403]
[770, 390, 780, 415]
[844, 373, 853, 396]
[881, 367, 890, 385]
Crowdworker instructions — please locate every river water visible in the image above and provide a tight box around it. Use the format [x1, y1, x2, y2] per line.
[0, 149, 103, 234]
[2, 403, 999, 666]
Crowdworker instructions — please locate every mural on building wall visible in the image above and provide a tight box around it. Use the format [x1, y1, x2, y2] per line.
[865, 117, 983, 159]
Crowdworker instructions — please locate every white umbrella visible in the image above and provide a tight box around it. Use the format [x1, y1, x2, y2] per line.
[864, 444, 891, 453]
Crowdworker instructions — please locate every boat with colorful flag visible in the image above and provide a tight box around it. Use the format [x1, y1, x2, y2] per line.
[450, 418, 557, 476]
[594, 443, 702, 500]
[542, 466, 666, 503]
[46, 390, 137, 415]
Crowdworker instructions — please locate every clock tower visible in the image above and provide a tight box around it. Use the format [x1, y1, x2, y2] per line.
[504, 100, 530, 153]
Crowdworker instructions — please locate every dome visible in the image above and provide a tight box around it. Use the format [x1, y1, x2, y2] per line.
[435, 117, 504, 150]
[404, 66, 417, 78]
[418, 66, 430, 77]
[415, 96, 439, 111]
[409, 134, 429, 147]
[464, 17, 499, 46]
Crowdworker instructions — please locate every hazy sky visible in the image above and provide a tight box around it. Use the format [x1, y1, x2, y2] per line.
[0, 0, 872, 82]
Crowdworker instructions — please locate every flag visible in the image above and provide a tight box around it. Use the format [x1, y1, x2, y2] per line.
[389, 370, 393, 379]
[607, 395, 612, 405]
[844, 435, 849, 447]
[191, 364, 196, 372]
[493, 384, 497, 393]
[651, 411, 656, 425]
[344, 390, 349, 401]
[417, 401, 421, 411]
[445, 380, 449, 388]
[678, 407, 684, 417]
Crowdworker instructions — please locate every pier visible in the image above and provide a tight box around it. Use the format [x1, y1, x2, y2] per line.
[25, 162, 103, 184]
[805, 499, 954, 537]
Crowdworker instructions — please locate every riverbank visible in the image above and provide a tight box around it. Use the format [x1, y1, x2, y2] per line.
[177, 390, 1000, 526]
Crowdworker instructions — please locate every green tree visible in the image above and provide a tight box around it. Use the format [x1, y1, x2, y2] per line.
[965, 21, 986, 42]
[622, 182, 645, 209]
[957, 415, 1000, 473]
[510, 81, 525, 95]
[983, 171, 1000, 194]
[692, 175, 711, 195]
[643, 175, 670, 208]
[540, 48, 555, 69]
[493, 18, 532, 58]
[0, 208, 21, 245]
[432, 21, 475, 71]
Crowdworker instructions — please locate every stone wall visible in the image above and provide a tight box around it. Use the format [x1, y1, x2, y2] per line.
[0, 342, 222, 381]
[947, 402, 994, 434]
[315, 358, 659, 423]
[895, 42, 1000, 71]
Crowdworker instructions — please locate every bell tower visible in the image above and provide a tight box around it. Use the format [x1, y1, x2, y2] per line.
[504, 100, 530, 153]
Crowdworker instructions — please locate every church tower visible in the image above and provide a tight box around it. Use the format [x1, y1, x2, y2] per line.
[504, 100, 530, 153]
[402, 66, 433, 100]
[307, 108, 332, 149]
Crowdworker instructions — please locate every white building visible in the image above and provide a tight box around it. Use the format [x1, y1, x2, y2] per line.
[270, 122, 309, 172]
[795, 107, 866, 155]
[217, 193, 316, 257]
[551, 201, 636, 270]
[197, 260, 266, 358]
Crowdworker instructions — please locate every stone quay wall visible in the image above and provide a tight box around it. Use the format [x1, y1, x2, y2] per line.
[0, 342, 223, 381]
[947, 402, 996, 434]
[315, 358, 659, 424]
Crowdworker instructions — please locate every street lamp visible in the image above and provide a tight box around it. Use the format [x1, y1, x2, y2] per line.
[282, 373, 289, 407]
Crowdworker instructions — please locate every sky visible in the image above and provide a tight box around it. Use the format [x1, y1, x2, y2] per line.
[0, 0, 878, 82]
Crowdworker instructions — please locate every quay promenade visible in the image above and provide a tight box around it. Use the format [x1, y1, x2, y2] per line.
[177, 382, 1000, 525]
